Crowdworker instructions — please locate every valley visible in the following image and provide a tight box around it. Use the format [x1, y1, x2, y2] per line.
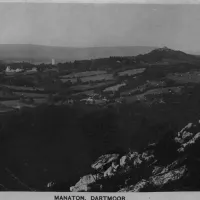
[0, 47, 200, 191]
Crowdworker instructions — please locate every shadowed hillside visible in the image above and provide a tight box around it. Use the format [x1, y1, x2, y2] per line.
[0, 47, 200, 191]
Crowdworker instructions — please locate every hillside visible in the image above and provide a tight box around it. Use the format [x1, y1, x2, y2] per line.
[0, 44, 156, 63]
[68, 120, 200, 192]
[1, 47, 200, 191]
[136, 47, 199, 63]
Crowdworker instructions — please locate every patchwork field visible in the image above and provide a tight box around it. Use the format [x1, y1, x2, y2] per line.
[81, 74, 113, 82]
[0, 85, 44, 92]
[60, 78, 77, 84]
[118, 68, 146, 76]
[121, 86, 184, 104]
[0, 100, 36, 108]
[120, 81, 166, 97]
[60, 70, 107, 78]
[0, 105, 15, 113]
[0, 97, 47, 109]
[103, 83, 126, 92]
[60, 73, 114, 83]
[71, 90, 95, 96]
[70, 81, 115, 91]
[13, 92, 48, 98]
[60, 68, 147, 85]
[167, 71, 200, 84]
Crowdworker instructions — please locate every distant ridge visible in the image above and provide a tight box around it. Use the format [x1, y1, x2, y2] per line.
[0, 44, 157, 63]
[136, 46, 198, 62]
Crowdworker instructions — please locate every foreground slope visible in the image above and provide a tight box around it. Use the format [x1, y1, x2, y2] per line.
[68, 121, 200, 192]
[1, 47, 200, 191]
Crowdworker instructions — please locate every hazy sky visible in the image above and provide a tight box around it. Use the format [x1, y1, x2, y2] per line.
[1, 3, 200, 51]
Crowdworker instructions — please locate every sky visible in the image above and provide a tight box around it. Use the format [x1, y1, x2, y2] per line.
[1, 3, 200, 51]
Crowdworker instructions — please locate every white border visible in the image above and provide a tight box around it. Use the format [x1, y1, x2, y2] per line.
[0, 1, 200, 200]
[0, 192, 200, 200]
[1, 0, 200, 4]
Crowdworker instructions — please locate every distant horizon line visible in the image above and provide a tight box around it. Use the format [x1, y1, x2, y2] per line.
[0, 43, 199, 53]
[0, 43, 159, 48]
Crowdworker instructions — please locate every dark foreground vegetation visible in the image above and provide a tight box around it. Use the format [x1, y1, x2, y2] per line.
[1, 47, 200, 191]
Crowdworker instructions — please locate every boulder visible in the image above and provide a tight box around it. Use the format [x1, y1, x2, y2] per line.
[175, 131, 194, 144]
[91, 154, 119, 171]
[130, 179, 149, 192]
[120, 156, 127, 167]
[70, 174, 101, 192]
[178, 123, 194, 135]
[178, 132, 200, 152]
[152, 166, 163, 176]
[70, 184, 91, 192]
[118, 179, 149, 192]
[120, 151, 139, 166]
[127, 151, 139, 160]
[133, 155, 143, 167]
[104, 166, 115, 178]
[104, 162, 119, 178]
[46, 181, 55, 189]
[141, 151, 155, 163]
[152, 159, 179, 177]
[69, 120, 200, 192]
[176, 122, 199, 141]
[149, 165, 187, 187]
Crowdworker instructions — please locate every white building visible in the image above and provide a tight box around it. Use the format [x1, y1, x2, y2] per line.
[5, 66, 23, 75]
[25, 67, 37, 74]
[52, 59, 56, 65]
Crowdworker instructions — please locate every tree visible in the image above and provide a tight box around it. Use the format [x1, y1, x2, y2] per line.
[113, 91, 120, 98]
[77, 77, 82, 84]
[113, 72, 119, 78]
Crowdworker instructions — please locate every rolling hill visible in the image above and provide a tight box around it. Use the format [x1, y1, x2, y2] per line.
[136, 47, 199, 63]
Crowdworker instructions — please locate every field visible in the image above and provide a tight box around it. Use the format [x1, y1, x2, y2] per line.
[60, 70, 107, 78]
[118, 68, 146, 76]
[103, 83, 126, 92]
[0, 105, 15, 113]
[13, 92, 48, 98]
[60, 78, 77, 84]
[0, 100, 36, 108]
[167, 71, 200, 83]
[121, 86, 184, 104]
[60, 74, 114, 83]
[71, 90, 95, 96]
[0, 85, 44, 92]
[81, 73, 113, 82]
[60, 68, 147, 85]
[70, 81, 115, 91]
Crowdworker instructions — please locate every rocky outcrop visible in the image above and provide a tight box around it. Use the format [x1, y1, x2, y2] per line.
[178, 132, 200, 153]
[104, 162, 119, 178]
[70, 174, 102, 192]
[91, 154, 120, 172]
[149, 165, 187, 187]
[119, 179, 149, 192]
[68, 120, 200, 192]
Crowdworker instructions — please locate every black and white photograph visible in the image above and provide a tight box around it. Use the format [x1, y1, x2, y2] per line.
[1, 0, 200, 194]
